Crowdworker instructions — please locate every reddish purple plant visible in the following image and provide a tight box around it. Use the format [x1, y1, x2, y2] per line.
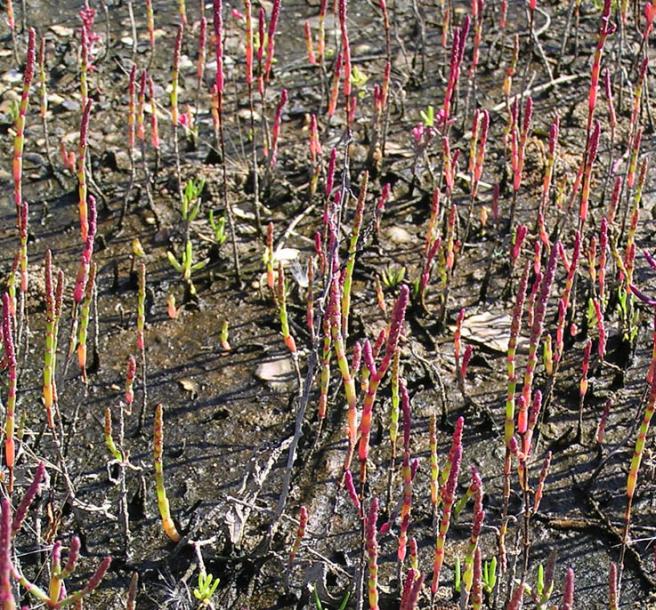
[263, 0, 281, 92]
[511, 224, 528, 264]
[418, 237, 442, 305]
[533, 451, 552, 514]
[432, 416, 464, 595]
[288, 505, 308, 564]
[607, 175, 622, 226]
[521, 241, 560, 407]
[514, 96, 533, 193]
[397, 380, 413, 563]
[461, 467, 484, 603]
[468, 0, 484, 79]
[73, 195, 97, 305]
[507, 580, 524, 610]
[325, 148, 337, 198]
[0, 499, 15, 609]
[338, 0, 354, 123]
[509, 96, 532, 228]
[586, 0, 614, 135]
[399, 568, 423, 610]
[442, 17, 470, 128]
[344, 469, 362, 515]
[471, 547, 483, 610]
[365, 498, 379, 610]
[374, 183, 391, 238]
[269, 88, 288, 167]
[357, 285, 409, 484]
[125, 354, 137, 412]
[519, 390, 542, 464]
[2, 293, 17, 493]
[579, 119, 601, 225]
[213, 0, 225, 96]
[598, 217, 608, 304]
[560, 567, 575, 610]
[538, 116, 559, 246]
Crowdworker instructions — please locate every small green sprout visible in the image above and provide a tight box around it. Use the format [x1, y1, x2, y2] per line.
[219, 319, 231, 351]
[312, 586, 323, 610]
[352, 66, 368, 98]
[482, 556, 497, 594]
[181, 177, 205, 223]
[412, 277, 421, 300]
[586, 297, 596, 331]
[453, 555, 462, 593]
[617, 286, 639, 343]
[381, 265, 406, 289]
[420, 105, 435, 128]
[193, 572, 220, 606]
[8, 99, 19, 123]
[536, 563, 545, 597]
[167, 240, 209, 296]
[535, 562, 554, 606]
[209, 210, 227, 247]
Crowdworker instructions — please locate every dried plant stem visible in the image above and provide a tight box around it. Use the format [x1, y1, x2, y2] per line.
[212, 79, 242, 285]
[140, 138, 160, 230]
[117, 401, 132, 557]
[126, 0, 137, 60]
[248, 81, 263, 235]
[137, 263, 149, 433]
[119, 150, 136, 232]
[380, 0, 392, 157]
[37, 36, 62, 188]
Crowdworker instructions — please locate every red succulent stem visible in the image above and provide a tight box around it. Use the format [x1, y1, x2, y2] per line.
[365, 498, 380, 610]
[2, 293, 17, 494]
[397, 380, 413, 563]
[533, 450, 552, 513]
[269, 88, 288, 167]
[521, 241, 559, 408]
[358, 286, 409, 486]
[263, 0, 281, 91]
[431, 417, 463, 595]
[344, 469, 361, 515]
[288, 506, 308, 564]
[560, 567, 575, 610]
[0, 500, 15, 609]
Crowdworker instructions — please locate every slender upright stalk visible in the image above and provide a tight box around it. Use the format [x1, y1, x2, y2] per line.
[77, 100, 92, 242]
[619, 349, 656, 590]
[213, 0, 242, 283]
[153, 403, 181, 543]
[137, 263, 148, 431]
[2, 294, 17, 494]
[170, 24, 184, 205]
[243, 0, 262, 233]
[431, 416, 463, 597]
[12, 28, 35, 225]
